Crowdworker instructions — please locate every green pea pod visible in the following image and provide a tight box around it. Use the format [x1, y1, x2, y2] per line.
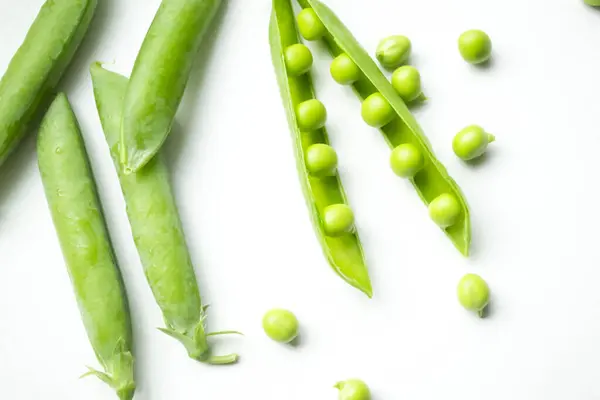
[297, 0, 471, 256]
[91, 63, 239, 364]
[0, 0, 96, 167]
[120, 0, 222, 173]
[37, 94, 135, 400]
[269, 0, 372, 297]
[585, 0, 600, 5]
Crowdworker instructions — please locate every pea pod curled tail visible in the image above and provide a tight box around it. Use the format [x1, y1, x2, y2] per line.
[120, 0, 222, 173]
[0, 0, 97, 167]
[269, 0, 372, 297]
[37, 94, 135, 400]
[91, 63, 239, 364]
[297, 0, 471, 256]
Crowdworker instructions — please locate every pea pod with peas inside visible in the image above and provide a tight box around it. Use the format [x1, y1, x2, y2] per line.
[269, 0, 372, 297]
[296, 0, 471, 256]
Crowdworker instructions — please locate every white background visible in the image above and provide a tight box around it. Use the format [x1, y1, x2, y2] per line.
[1, 0, 599, 399]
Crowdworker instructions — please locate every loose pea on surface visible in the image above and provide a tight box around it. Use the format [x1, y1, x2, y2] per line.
[262, 309, 299, 343]
[429, 193, 461, 228]
[452, 125, 495, 161]
[284, 43, 313, 77]
[330, 53, 361, 85]
[335, 379, 371, 400]
[391, 65, 425, 103]
[390, 143, 424, 178]
[375, 35, 411, 69]
[323, 204, 355, 237]
[297, 8, 326, 41]
[306, 143, 338, 177]
[458, 29, 492, 64]
[296, 99, 327, 131]
[457, 273, 490, 317]
[361, 92, 395, 128]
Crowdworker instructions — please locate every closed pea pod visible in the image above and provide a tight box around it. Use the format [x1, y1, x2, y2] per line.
[37, 94, 135, 400]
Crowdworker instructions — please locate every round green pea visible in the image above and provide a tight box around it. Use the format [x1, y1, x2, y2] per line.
[390, 143, 424, 178]
[296, 99, 327, 131]
[297, 8, 326, 41]
[429, 193, 461, 228]
[306, 143, 338, 177]
[376, 35, 411, 69]
[330, 54, 361, 85]
[323, 204, 355, 237]
[284, 43, 313, 77]
[335, 379, 371, 400]
[391, 65, 424, 103]
[452, 125, 495, 161]
[458, 29, 492, 64]
[457, 273, 490, 317]
[262, 309, 299, 343]
[361, 93, 395, 128]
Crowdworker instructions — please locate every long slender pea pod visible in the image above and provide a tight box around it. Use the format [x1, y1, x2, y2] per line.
[37, 94, 134, 400]
[0, 0, 97, 167]
[585, 0, 600, 5]
[269, 0, 372, 297]
[297, 0, 471, 256]
[91, 63, 238, 364]
[120, 0, 222, 173]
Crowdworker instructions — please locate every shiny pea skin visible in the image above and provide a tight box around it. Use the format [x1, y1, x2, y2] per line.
[453, 125, 495, 161]
[429, 193, 461, 228]
[297, 8, 326, 41]
[361, 92, 395, 128]
[457, 273, 490, 317]
[376, 35, 411, 69]
[458, 29, 492, 64]
[391, 65, 424, 103]
[335, 379, 371, 400]
[390, 143, 423, 178]
[296, 99, 327, 131]
[262, 309, 299, 343]
[330, 53, 360, 85]
[284, 43, 313, 76]
[306, 143, 338, 177]
[323, 204, 355, 236]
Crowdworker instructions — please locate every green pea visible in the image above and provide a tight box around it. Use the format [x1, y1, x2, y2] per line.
[452, 125, 495, 161]
[306, 143, 338, 177]
[297, 8, 326, 41]
[429, 193, 461, 228]
[262, 309, 299, 343]
[335, 379, 371, 400]
[323, 204, 355, 237]
[284, 43, 313, 77]
[375, 35, 411, 69]
[391, 65, 425, 103]
[457, 273, 490, 317]
[458, 29, 492, 64]
[390, 143, 424, 178]
[361, 92, 395, 128]
[296, 99, 327, 131]
[330, 54, 361, 85]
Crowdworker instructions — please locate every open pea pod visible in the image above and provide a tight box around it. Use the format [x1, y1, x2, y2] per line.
[269, 0, 372, 297]
[297, 0, 471, 256]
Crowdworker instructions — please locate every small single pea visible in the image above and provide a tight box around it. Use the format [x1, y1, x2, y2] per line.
[297, 8, 326, 41]
[262, 308, 299, 343]
[330, 54, 361, 85]
[391, 65, 425, 103]
[429, 193, 461, 228]
[375, 35, 411, 69]
[284, 43, 313, 77]
[390, 143, 424, 178]
[335, 379, 371, 400]
[323, 204, 355, 237]
[458, 29, 492, 64]
[457, 273, 490, 317]
[452, 125, 495, 161]
[296, 99, 327, 131]
[361, 93, 395, 128]
[306, 143, 338, 177]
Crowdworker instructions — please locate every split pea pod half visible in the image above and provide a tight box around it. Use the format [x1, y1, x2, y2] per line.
[297, 0, 472, 256]
[0, 0, 97, 167]
[37, 94, 135, 400]
[269, 0, 372, 297]
[91, 63, 239, 364]
[120, 0, 222, 173]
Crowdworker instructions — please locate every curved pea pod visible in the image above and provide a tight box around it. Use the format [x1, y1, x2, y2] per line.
[37, 94, 135, 400]
[0, 0, 97, 167]
[120, 0, 222, 173]
[91, 63, 239, 364]
[297, 0, 471, 256]
[269, 0, 372, 297]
